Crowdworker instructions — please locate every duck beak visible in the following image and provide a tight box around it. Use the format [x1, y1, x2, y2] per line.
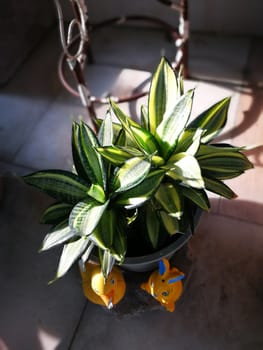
[101, 290, 114, 309]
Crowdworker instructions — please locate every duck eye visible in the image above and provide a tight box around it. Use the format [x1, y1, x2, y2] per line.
[110, 278, 115, 285]
[162, 291, 169, 297]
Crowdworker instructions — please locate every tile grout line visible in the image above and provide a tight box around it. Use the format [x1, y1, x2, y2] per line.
[67, 301, 89, 350]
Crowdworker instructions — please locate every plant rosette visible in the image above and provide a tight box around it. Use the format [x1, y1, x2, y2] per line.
[23, 57, 253, 285]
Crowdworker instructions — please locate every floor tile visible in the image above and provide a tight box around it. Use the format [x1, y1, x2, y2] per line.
[70, 212, 263, 350]
[0, 176, 86, 350]
[13, 66, 152, 171]
[0, 30, 62, 162]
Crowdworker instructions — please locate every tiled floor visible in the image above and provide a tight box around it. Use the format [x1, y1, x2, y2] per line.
[0, 26, 263, 350]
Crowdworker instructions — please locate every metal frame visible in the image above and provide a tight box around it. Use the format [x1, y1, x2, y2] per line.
[54, 0, 189, 127]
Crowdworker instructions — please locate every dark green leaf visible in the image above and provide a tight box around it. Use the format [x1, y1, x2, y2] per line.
[180, 186, 210, 211]
[40, 202, 73, 224]
[115, 169, 165, 208]
[159, 211, 179, 235]
[204, 177, 237, 199]
[146, 202, 160, 249]
[79, 121, 106, 188]
[72, 122, 90, 181]
[155, 183, 183, 218]
[23, 170, 90, 204]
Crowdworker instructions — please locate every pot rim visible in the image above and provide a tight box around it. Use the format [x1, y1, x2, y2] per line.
[122, 229, 192, 268]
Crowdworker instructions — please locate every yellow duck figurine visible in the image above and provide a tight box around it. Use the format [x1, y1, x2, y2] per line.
[79, 261, 126, 309]
[141, 258, 185, 312]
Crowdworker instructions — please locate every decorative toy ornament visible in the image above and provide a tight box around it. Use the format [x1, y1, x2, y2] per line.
[79, 261, 126, 309]
[141, 258, 184, 312]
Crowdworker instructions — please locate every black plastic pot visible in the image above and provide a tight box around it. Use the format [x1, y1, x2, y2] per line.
[122, 208, 202, 272]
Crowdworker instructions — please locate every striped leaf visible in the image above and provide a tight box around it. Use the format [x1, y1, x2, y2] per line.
[52, 236, 89, 282]
[92, 210, 126, 263]
[159, 211, 179, 235]
[97, 112, 113, 146]
[155, 183, 183, 218]
[110, 100, 158, 154]
[115, 169, 165, 208]
[87, 183, 106, 203]
[141, 104, 149, 130]
[79, 241, 95, 270]
[40, 221, 75, 251]
[181, 186, 210, 211]
[79, 121, 106, 189]
[111, 157, 151, 193]
[176, 128, 204, 156]
[166, 153, 205, 189]
[187, 97, 231, 143]
[69, 198, 109, 236]
[146, 202, 160, 249]
[111, 220, 127, 263]
[40, 202, 73, 224]
[96, 118, 123, 144]
[148, 57, 179, 135]
[96, 145, 135, 165]
[23, 170, 90, 204]
[110, 99, 140, 129]
[197, 143, 244, 157]
[204, 177, 237, 199]
[101, 250, 115, 279]
[92, 209, 115, 248]
[129, 125, 159, 155]
[72, 122, 90, 181]
[155, 90, 194, 159]
[198, 151, 253, 180]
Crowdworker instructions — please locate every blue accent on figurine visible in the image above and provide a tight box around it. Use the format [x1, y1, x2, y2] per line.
[159, 259, 166, 275]
[168, 274, 185, 284]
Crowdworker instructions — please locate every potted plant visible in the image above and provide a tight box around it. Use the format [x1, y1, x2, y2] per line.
[23, 57, 252, 285]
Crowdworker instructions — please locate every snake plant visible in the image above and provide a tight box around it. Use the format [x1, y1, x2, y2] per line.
[23, 57, 253, 281]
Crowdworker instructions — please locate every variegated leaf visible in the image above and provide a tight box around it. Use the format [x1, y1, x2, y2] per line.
[187, 97, 231, 143]
[79, 121, 106, 188]
[204, 176, 237, 199]
[159, 211, 179, 235]
[146, 202, 160, 249]
[52, 236, 89, 282]
[148, 57, 179, 134]
[155, 90, 194, 159]
[97, 112, 113, 146]
[40, 202, 73, 224]
[115, 170, 165, 208]
[69, 198, 109, 236]
[167, 153, 205, 189]
[180, 186, 210, 211]
[41, 222, 74, 251]
[23, 170, 90, 204]
[111, 157, 151, 193]
[155, 183, 183, 218]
